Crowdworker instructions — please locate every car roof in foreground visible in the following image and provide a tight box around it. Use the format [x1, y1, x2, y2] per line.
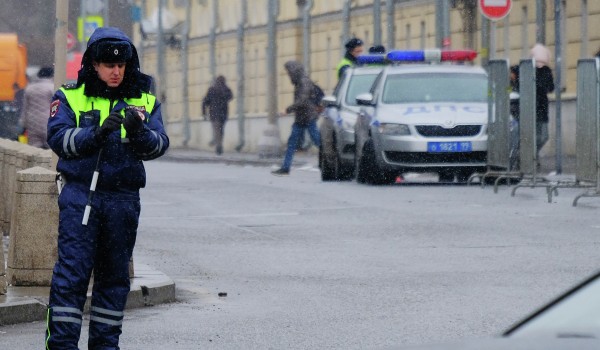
[382, 337, 600, 350]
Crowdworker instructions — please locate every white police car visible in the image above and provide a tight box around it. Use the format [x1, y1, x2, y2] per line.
[354, 50, 489, 184]
[319, 61, 383, 181]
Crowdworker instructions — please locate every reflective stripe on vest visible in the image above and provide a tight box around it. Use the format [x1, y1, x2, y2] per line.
[60, 84, 156, 138]
[336, 57, 354, 77]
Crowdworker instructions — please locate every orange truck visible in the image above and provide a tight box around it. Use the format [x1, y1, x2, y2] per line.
[0, 33, 27, 139]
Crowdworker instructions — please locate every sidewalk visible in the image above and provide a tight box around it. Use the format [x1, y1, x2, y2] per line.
[160, 146, 319, 168]
[161, 147, 576, 176]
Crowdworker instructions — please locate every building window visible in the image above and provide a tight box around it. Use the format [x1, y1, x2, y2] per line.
[490, 21, 497, 60]
[521, 6, 528, 58]
[254, 48, 259, 113]
[420, 21, 426, 49]
[406, 23, 411, 49]
[503, 15, 510, 59]
[581, 0, 588, 57]
[327, 36, 332, 90]
[560, 0, 566, 89]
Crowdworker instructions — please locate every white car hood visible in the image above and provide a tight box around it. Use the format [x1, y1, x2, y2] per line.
[375, 102, 487, 126]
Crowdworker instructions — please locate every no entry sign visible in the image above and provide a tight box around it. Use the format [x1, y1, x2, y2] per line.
[480, 0, 512, 20]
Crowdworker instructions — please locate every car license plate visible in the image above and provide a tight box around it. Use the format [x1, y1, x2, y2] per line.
[427, 141, 472, 152]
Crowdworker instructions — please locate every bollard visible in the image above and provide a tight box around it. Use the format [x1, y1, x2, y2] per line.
[2, 148, 17, 235]
[0, 143, 6, 236]
[7, 167, 59, 286]
[0, 234, 6, 294]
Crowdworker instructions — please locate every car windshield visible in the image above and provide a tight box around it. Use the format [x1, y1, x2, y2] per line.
[507, 273, 600, 338]
[345, 74, 379, 106]
[381, 73, 487, 104]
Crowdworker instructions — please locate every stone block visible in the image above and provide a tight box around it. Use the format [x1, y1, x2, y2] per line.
[0, 276, 6, 295]
[0, 234, 6, 295]
[0, 147, 6, 235]
[7, 167, 59, 286]
[257, 124, 283, 158]
[3, 148, 17, 235]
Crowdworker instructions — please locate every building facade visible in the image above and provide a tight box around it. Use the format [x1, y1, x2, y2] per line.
[134, 0, 600, 157]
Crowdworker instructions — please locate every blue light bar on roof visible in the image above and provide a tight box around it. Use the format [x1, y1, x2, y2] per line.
[386, 50, 443, 62]
[386, 49, 477, 62]
[356, 54, 387, 65]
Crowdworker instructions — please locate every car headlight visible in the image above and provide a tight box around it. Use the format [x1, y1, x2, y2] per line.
[378, 123, 410, 135]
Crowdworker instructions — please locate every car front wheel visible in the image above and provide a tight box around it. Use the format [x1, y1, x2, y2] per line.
[356, 139, 396, 185]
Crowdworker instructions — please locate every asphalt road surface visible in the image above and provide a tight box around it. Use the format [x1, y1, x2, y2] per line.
[2, 160, 600, 349]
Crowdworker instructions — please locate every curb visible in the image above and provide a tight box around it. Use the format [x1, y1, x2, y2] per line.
[0, 298, 47, 326]
[0, 264, 175, 326]
[161, 150, 319, 168]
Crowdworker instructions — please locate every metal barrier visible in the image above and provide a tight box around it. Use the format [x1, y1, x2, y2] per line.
[543, 59, 599, 204]
[511, 59, 553, 196]
[487, 59, 511, 170]
[572, 58, 600, 206]
[468, 59, 521, 191]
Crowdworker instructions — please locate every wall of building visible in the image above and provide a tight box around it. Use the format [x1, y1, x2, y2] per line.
[134, 0, 600, 157]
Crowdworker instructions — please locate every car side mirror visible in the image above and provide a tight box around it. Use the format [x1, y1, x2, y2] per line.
[356, 93, 374, 106]
[322, 95, 338, 108]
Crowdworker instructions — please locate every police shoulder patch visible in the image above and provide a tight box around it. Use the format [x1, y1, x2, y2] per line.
[50, 100, 60, 118]
[126, 105, 146, 113]
[61, 83, 78, 90]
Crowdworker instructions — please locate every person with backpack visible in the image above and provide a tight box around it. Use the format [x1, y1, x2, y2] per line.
[271, 60, 322, 176]
[295, 81, 324, 151]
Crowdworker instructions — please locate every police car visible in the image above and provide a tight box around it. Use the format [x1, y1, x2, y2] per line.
[353, 49, 489, 184]
[319, 60, 383, 181]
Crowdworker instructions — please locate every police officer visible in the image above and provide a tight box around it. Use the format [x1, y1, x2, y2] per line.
[45, 27, 169, 349]
[336, 37, 364, 79]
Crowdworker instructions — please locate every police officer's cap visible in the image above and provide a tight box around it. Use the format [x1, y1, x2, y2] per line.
[92, 40, 133, 63]
[345, 38, 363, 50]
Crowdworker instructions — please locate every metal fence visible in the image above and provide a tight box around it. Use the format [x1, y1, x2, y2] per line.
[469, 59, 521, 190]
[486, 59, 511, 170]
[572, 58, 600, 205]
[517, 59, 537, 175]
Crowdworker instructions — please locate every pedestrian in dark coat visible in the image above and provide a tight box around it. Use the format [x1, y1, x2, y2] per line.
[271, 60, 321, 176]
[530, 43, 555, 165]
[202, 75, 233, 155]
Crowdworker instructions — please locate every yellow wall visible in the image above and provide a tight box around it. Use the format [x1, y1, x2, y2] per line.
[135, 0, 600, 132]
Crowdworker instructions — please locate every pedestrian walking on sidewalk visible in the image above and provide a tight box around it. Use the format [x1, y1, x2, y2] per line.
[19, 67, 54, 149]
[529, 43, 555, 168]
[272, 61, 321, 176]
[202, 75, 233, 155]
[45, 27, 169, 349]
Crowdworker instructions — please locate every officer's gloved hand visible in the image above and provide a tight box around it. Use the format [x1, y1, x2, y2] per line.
[123, 109, 145, 136]
[94, 112, 122, 143]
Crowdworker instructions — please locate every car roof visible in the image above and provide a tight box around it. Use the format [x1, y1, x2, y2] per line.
[347, 65, 385, 75]
[382, 63, 487, 75]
